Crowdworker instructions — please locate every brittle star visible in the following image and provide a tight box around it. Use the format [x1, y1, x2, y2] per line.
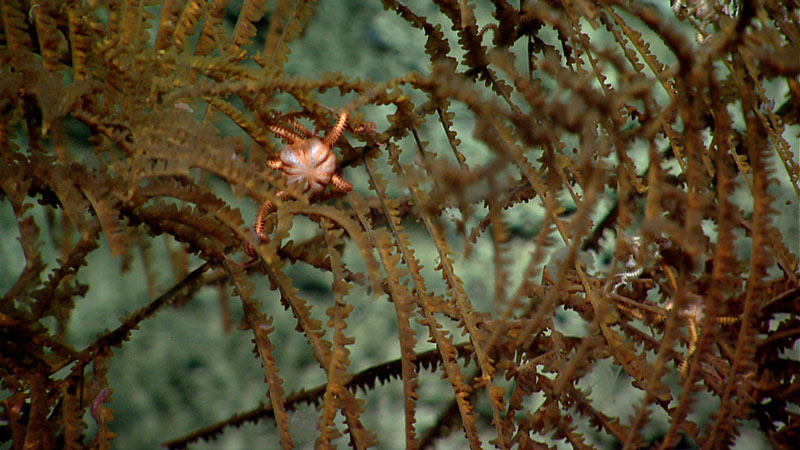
[227, 111, 354, 265]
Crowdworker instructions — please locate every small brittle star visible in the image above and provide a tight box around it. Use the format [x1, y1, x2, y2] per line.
[228, 111, 355, 264]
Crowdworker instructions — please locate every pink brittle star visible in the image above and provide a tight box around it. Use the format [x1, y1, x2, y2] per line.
[229, 111, 355, 264]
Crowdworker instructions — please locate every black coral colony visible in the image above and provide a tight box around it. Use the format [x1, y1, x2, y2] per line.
[1, 1, 798, 449]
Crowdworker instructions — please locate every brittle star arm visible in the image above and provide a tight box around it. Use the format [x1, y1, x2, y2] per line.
[323, 111, 349, 147]
[331, 173, 353, 193]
